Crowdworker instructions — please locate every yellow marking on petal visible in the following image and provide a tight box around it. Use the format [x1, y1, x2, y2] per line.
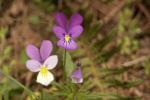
[40, 66, 48, 76]
[64, 35, 70, 42]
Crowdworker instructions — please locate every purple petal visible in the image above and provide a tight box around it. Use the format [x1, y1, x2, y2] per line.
[71, 67, 82, 78]
[55, 12, 67, 30]
[26, 60, 41, 72]
[71, 67, 83, 83]
[26, 44, 41, 62]
[40, 40, 53, 62]
[57, 39, 78, 50]
[69, 13, 83, 29]
[69, 25, 83, 38]
[52, 26, 66, 39]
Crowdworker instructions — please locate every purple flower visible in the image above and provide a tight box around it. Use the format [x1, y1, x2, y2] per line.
[26, 40, 58, 86]
[71, 67, 83, 83]
[53, 12, 83, 50]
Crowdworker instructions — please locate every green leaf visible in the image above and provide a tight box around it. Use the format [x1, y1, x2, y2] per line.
[4, 46, 12, 55]
[41, 90, 58, 100]
[64, 51, 76, 77]
[0, 70, 35, 99]
[20, 49, 28, 64]
[113, 94, 140, 100]
[103, 78, 143, 88]
[29, 16, 40, 24]
[99, 66, 131, 76]
[0, 27, 8, 39]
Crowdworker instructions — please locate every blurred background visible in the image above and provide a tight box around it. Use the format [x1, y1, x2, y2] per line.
[0, 0, 150, 100]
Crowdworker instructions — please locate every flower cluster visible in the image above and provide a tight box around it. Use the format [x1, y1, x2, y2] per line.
[25, 12, 83, 86]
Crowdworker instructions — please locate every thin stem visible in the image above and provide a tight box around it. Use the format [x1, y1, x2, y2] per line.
[63, 49, 67, 80]
[64, 49, 67, 67]
[73, 85, 79, 100]
[0, 70, 35, 99]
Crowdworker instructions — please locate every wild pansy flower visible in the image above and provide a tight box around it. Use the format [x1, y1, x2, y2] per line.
[53, 12, 83, 50]
[25, 40, 58, 86]
[71, 67, 83, 84]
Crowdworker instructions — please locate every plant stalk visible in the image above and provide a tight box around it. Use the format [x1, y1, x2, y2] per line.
[63, 49, 67, 80]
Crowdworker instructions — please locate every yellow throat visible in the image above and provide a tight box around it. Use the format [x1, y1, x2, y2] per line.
[64, 35, 70, 42]
[40, 66, 48, 76]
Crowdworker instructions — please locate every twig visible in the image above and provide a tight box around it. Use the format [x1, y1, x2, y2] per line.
[58, 0, 63, 10]
[102, 0, 126, 24]
[141, 21, 150, 33]
[122, 55, 150, 67]
[137, 2, 150, 22]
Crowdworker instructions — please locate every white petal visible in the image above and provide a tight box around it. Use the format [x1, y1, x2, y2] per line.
[43, 55, 58, 70]
[72, 78, 83, 84]
[36, 71, 54, 86]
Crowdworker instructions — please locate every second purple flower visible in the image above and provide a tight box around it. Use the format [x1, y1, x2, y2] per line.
[52, 12, 83, 50]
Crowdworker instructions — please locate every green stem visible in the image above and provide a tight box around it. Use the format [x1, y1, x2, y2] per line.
[72, 85, 79, 100]
[64, 49, 67, 68]
[0, 70, 35, 99]
[63, 49, 67, 80]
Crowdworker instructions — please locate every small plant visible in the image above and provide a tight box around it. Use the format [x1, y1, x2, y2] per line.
[0, 1, 146, 98]
[117, 8, 141, 55]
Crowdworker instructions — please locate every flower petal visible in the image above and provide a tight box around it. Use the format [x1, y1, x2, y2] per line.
[26, 60, 41, 72]
[26, 44, 41, 62]
[40, 40, 52, 62]
[71, 67, 83, 83]
[43, 55, 58, 70]
[36, 71, 54, 86]
[57, 39, 78, 50]
[69, 25, 83, 38]
[69, 13, 83, 28]
[52, 26, 66, 39]
[71, 67, 82, 79]
[72, 78, 83, 84]
[54, 12, 67, 30]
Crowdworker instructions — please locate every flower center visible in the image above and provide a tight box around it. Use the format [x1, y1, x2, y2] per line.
[40, 66, 48, 76]
[64, 35, 70, 42]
